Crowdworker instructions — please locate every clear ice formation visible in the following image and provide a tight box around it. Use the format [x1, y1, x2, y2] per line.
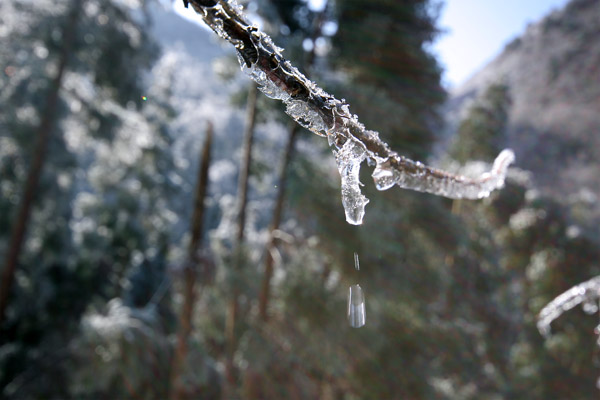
[348, 284, 366, 328]
[333, 139, 369, 225]
[191, 0, 516, 225]
[372, 149, 515, 199]
[354, 252, 360, 271]
[537, 275, 600, 337]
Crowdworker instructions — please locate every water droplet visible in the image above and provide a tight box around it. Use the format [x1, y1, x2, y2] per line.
[348, 284, 366, 328]
[354, 252, 360, 271]
[372, 161, 395, 191]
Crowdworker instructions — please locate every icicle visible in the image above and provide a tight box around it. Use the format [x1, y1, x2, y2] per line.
[354, 252, 360, 271]
[333, 139, 369, 225]
[348, 284, 366, 328]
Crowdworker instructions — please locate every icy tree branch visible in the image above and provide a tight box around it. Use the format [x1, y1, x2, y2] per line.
[184, 0, 515, 225]
[537, 275, 600, 337]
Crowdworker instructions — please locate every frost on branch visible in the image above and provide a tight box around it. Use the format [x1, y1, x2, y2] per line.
[372, 149, 515, 199]
[537, 275, 600, 338]
[186, 0, 515, 225]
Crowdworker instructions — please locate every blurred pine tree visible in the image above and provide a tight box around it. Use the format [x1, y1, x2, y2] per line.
[0, 0, 181, 398]
[333, 0, 446, 159]
[450, 82, 511, 163]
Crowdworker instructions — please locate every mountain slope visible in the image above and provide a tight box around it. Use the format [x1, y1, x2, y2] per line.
[446, 0, 600, 209]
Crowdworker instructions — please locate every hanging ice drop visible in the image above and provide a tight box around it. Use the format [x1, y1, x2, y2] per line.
[333, 139, 369, 225]
[348, 284, 366, 328]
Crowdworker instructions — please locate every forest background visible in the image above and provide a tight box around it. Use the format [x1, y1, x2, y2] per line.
[1, 0, 599, 398]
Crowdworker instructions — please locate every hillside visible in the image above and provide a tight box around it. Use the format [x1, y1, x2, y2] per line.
[446, 0, 600, 213]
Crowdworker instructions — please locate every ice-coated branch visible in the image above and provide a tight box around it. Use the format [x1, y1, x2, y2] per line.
[184, 0, 515, 225]
[537, 275, 600, 337]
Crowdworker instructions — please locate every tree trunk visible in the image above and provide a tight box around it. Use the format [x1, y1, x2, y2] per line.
[0, 0, 83, 325]
[225, 83, 258, 388]
[170, 122, 213, 400]
[258, 123, 299, 321]
[234, 83, 258, 245]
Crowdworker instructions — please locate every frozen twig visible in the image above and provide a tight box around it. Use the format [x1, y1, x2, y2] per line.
[184, 0, 515, 224]
[537, 275, 600, 337]
[537, 275, 600, 390]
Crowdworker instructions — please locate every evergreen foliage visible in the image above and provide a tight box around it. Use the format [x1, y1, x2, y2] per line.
[450, 82, 511, 163]
[0, 0, 180, 397]
[0, 0, 598, 398]
[332, 0, 446, 158]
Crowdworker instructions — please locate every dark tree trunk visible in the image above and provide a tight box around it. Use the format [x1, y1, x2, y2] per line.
[258, 123, 299, 321]
[234, 83, 258, 244]
[0, 0, 83, 325]
[170, 123, 213, 400]
[257, 9, 322, 321]
[225, 83, 258, 387]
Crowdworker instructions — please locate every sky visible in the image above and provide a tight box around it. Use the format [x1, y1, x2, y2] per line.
[174, 0, 571, 88]
[433, 0, 570, 87]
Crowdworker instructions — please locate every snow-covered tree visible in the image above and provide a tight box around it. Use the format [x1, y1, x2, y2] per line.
[0, 0, 182, 397]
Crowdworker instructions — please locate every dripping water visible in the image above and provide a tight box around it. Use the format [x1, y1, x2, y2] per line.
[348, 284, 366, 328]
[348, 253, 365, 328]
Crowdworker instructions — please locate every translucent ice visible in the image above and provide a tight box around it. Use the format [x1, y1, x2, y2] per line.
[371, 163, 395, 191]
[333, 139, 369, 225]
[348, 284, 366, 328]
[354, 252, 360, 271]
[372, 149, 515, 200]
[242, 62, 290, 101]
[286, 100, 328, 133]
